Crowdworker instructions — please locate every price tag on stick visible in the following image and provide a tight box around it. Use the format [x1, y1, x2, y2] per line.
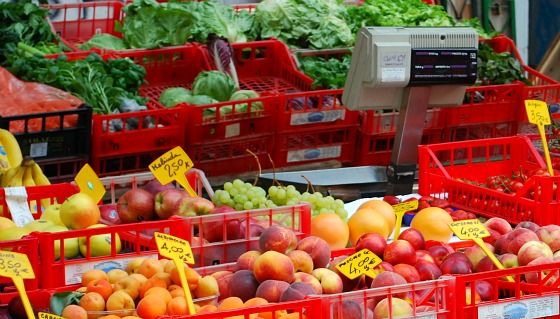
[336, 249, 382, 280]
[75, 164, 106, 204]
[154, 232, 196, 315]
[525, 100, 554, 176]
[448, 219, 515, 282]
[149, 146, 197, 197]
[392, 200, 418, 239]
[0, 251, 36, 319]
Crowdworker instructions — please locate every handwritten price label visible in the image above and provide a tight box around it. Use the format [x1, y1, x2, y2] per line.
[336, 249, 382, 280]
[392, 200, 418, 239]
[525, 100, 551, 126]
[0, 251, 34, 279]
[38, 313, 64, 319]
[154, 232, 195, 265]
[448, 219, 489, 240]
[149, 146, 197, 197]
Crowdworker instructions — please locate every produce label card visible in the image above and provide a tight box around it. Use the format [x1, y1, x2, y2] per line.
[149, 146, 194, 185]
[448, 219, 489, 240]
[392, 200, 418, 214]
[525, 100, 551, 126]
[336, 248, 381, 280]
[0, 251, 34, 279]
[75, 164, 106, 204]
[4, 187, 34, 227]
[38, 313, 64, 319]
[155, 232, 194, 265]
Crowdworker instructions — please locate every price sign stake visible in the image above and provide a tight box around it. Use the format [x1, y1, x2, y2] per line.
[149, 146, 197, 197]
[154, 232, 196, 314]
[0, 251, 36, 319]
[448, 219, 514, 282]
[336, 249, 382, 280]
[75, 164, 106, 204]
[525, 100, 554, 176]
[392, 200, 418, 239]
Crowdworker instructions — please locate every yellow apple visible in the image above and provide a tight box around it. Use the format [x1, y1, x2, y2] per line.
[79, 224, 122, 257]
[25, 219, 55, 232]
[0, 216, 16, 231]
[0, 227, 32, 251]
[40, 203, 65, 226]
[44, 225, 80, 260]
[60, 193, 100, 230]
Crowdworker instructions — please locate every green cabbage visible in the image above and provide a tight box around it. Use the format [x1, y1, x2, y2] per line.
[158, 87, 192, 108]
[229, 90, 263, 112]
[191, 71, 238, 102]
[187, 95, 219, 106]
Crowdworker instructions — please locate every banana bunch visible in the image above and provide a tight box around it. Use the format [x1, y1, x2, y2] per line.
[1, 156, 51, 188]
[0, 128, 23, 174]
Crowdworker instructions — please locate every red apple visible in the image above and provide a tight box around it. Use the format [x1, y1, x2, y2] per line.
[536, 224, 560, 252]
[517, 240, 554, 266]
[173, 196, 215, 217]
[383, 240, 417, 266]
[143, 178, 175, 196]
[397, 228, 426, 251]
[116, 189, 156, 223]
[99, 204, 120, 225]
[355, 232, 387, 257]
[202, 206, 244, 243]
[154, 188, 188, 219]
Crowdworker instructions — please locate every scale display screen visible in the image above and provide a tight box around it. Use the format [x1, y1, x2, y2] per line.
[409, 48, 478, 86]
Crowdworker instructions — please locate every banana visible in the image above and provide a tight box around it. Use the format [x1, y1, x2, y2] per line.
[1, 165, 20, 188]
[22, 166, 35, 187]
[0, 129, 23, 169]
[1, 156, 35, 188]
[2, 165, 26, 188]
[31, 162, 50, 186]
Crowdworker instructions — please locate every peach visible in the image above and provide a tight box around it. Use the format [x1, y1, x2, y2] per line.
[370, 271, 409, 303]
[518, 240, 553, 266]
[255, 279, 290, 303]
[292, 272, 322, 294]
[505, 228, 539, 255]
[213, 271, 234, 301]
[154, 272, 173, 287]
[113, 276, 141, 300]
[194, 275, 219, 298]
[129, 273, 147, 287]
[78, 292, 105, 318]
[464, 243, 494, 269]
[311, 268, 343, 294]
[136, 293, 167, 319]
[259, 225, 297, 254]
[333, 300, 362, 319]
[295, 236, 331, 269]
[144, 286, 173, 304]
[81, 269, 108, 287]
[139, 257, 164, 279]
[139, 275, 168, 299]
[61, 305, 88, 319]
[86, 279, 113, 300]
[126, 257, 146, 274]
[167, 296, 189, 316]
[373, 297, 413, 319]
[107, 269, 128, 284]
[328, 255, 361, 292]
[253, 251, 295, 283]
[286, 250, 314, 274]
[536, 224, 560, 252]
[106, 291, 135, 316]
[237, 250, 262, 271]
[227, 269, 260, 302]
[526, 257, 559, 285]
[415, 260, 442, 281]
[516, 221, 540, 232]
[484, 217, 512, 235]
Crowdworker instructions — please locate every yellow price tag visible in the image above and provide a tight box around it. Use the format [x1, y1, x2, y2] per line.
[335, 249, 382, 280]
[149, 146, 197, 197]
[38, 312, 64, 319]
[154, 232, 196, 315]
[75, 164, 106, 204]
[0, 251, 36, 319]
[525, 100, 554, 176]
[448, 220, 515, 283]
[392, 200, 418, 239]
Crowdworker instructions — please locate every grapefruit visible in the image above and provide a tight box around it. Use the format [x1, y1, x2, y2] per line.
[347, 208, 390, 246]
[410, 207, 454, 243]
[311, 212, 350, 250]
[357, 199, 396, 234]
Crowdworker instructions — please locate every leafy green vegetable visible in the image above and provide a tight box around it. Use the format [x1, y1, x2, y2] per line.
[159, 87, 192, 108]
[191, 70, 238, 102]
[477, 42, 531, 86]
[456, 18, 501, 39]
[308, 16, 354, 50]
[78, 34, 127, 51]
[298, 53, 352, 89]
[190, 1, 254, 44]
[229, 89, 263, 111]
[189, 95, 219, 106]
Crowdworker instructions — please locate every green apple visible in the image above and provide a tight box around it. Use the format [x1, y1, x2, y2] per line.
[25, 219, 55, 232]
[44, 225, 80, 260]
[79, 224, 122, 257]
[40, 203, 64, 226]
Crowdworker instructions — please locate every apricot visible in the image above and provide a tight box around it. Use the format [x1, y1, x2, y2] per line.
[144, 286, 172, 304]
[136, 293, 167, 319]
[139, 257, 164, 279]
[167, 296, 189, 316]
[61, 305, 88, 319]
[139, 275, 167, 299]
[82, 269, 108, 287]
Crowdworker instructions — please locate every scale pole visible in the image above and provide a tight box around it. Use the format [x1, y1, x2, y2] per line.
[386, 86, 431, 195]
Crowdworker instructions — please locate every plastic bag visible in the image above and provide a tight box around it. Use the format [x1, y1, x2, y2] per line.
[0, 67, 83, 133]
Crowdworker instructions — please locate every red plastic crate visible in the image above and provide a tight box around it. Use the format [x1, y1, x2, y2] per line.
[359, 108, 444, 135]
[180, 203, 312, 268]
[89, 107, 187, 177]
[202, 39, 314, 93]
[442, 121, 519, 143]
[185, 133, 275, 178]
[418, 135, 560, 225]
[0, 236, 40, 293]
[273, 125, 358, 168]
[276, 89, 360, 133]
[47, 1, 125, 47]
[353, 129, 443, 167]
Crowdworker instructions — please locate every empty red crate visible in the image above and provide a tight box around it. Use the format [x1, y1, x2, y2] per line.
[418, 135, 560, 226]
[273, 125, 357, 168]
[276, 89, 360, 133]
[353, 129, 442, 167]
[186, 133, 275, 178]
[47, 1, 125, 47]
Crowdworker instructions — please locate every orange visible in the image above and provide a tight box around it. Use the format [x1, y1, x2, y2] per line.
[357, 199, 396, 233]
[347, 208, 390, 246]
[310, 212, 350, 250]
[410, 207, 454, 243]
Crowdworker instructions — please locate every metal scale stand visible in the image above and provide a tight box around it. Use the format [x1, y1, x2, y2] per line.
[341, 26, 480, 195]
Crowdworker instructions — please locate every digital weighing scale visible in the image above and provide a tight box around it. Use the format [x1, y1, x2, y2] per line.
[342, 26, 479, 195]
